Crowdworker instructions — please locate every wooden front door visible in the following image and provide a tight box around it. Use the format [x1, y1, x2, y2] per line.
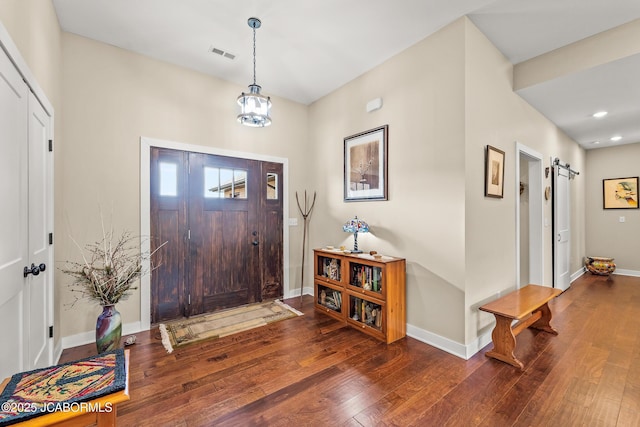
[150, 148, 283, 323]
[188, 152, 261, 314]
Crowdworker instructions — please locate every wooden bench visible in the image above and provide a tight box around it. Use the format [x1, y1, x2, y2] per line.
[0, 350, 130, 426]
[479, 284, 562, 370]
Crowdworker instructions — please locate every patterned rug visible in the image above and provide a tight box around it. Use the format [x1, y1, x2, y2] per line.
[0, 349, 126, 425]
[159, 300, 303, 353]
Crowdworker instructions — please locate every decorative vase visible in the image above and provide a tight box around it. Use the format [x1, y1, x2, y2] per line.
[585, 256, 616, 276]
[96, 304, 122, 353]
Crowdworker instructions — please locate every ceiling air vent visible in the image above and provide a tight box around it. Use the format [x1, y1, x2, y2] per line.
[209, 46, 235, 60]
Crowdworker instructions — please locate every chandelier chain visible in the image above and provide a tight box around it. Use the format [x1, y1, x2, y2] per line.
[252, 25, 257, 86]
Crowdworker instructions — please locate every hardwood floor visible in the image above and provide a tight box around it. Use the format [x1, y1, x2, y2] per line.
[60, 273, 640, 426]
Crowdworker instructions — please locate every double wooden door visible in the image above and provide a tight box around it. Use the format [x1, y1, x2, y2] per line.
[150, 148, 283, 323]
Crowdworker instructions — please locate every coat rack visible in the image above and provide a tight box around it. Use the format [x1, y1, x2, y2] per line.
[295, 190, 316, 305]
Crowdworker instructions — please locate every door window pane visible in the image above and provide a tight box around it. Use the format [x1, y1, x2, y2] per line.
[159, 162, 178, 196]
[204, 167, 248, 199]
[204, 167, 221, 198]
[234, 170, 247, 199]
[220, 168, 233, 198]
[266, 173, 278, 199]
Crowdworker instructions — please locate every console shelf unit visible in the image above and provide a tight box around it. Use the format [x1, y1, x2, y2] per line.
[313, 249, 406, 343]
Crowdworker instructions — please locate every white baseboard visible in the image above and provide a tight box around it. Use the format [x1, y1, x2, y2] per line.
[575, 266, 640, 279]
[61, 321, 142, 350]
[406, 322, 499, 360]
[407, 324, 472, 360]
[571, 267, 586, 282]
[285, 286, 313, 299]
[53, 340, 63, 364]
[614, 269, 640, 277]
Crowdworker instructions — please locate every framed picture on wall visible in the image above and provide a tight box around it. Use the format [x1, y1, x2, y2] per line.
[603, 176, 639, 209]
[484, 145, 505, 198]
[344, 125, 388, 201]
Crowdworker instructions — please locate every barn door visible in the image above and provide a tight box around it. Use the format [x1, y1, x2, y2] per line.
[553, 160, 571, 291]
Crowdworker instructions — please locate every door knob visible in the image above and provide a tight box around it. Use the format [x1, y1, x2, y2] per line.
[23, 263, 46, 278]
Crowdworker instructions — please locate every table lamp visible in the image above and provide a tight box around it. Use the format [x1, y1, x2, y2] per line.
[343, 216, 369, 253]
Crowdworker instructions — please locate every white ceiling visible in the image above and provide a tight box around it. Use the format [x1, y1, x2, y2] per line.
[52, 0, 640, 150]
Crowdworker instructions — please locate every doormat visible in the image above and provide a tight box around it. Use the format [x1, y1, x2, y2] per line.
[159, 300, 303, 353]
[0, 349, 126, 425]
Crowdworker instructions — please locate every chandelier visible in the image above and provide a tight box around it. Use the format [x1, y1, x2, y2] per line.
[237, 17, 272, 127]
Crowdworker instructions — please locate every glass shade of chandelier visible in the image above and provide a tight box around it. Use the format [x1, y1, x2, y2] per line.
[343, 216, 369, 254]
[237, 17, 272, 127]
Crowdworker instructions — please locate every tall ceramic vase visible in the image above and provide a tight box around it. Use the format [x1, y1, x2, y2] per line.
[96, 304, 122, 353]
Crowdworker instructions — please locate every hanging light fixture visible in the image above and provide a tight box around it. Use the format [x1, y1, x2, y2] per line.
[237, 17, 272, 127]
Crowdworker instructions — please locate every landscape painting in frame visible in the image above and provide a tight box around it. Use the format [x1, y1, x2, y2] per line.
[485, 145, 505, 198]
[603, 176, 638, 209]
[344, 125, 388, 201]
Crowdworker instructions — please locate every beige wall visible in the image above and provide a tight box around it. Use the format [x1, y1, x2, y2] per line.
[58, 33, 310, 337]
[0, 0, 63, 342]
[464, 18, 586, 345]
[309, 17, 588, 348]
[0, 0, 61, 103]
[586, 143, 640, 271]
[309, 18, 468, 343]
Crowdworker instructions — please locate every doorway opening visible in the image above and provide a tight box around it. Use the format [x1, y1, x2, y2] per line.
[516, 143, 544, 288]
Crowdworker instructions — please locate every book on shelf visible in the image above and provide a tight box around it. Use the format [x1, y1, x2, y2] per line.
[350, 264, 383, 292]
[333, 291, 342, 309]
[322, 257, 341, 281]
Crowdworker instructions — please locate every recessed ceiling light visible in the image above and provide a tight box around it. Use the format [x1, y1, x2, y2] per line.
[592, 141, 600, 145]
[610, 136, 622, 142]
[592, 111, 608, 118]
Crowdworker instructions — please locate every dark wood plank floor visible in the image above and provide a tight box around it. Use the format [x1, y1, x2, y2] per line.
[60, 273, 640, 426]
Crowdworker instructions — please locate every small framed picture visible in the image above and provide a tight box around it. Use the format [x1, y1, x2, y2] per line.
[485, 145, 505, 198]
[603, 177, 639, 209]
[344, 125, 388, 201]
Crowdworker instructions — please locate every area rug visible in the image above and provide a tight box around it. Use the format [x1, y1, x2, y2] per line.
[159, 300, 303, 353]
[0, 349, 126, 425]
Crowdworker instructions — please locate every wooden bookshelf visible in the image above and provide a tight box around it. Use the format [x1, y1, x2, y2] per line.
[313, 249, 406, 343]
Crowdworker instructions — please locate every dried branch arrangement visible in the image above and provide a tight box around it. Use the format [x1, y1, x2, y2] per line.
[62, 220, 165, 307]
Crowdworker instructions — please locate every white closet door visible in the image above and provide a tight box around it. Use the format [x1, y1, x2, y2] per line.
[26, 92, 52, 370]
[0, 46, 29, 379]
